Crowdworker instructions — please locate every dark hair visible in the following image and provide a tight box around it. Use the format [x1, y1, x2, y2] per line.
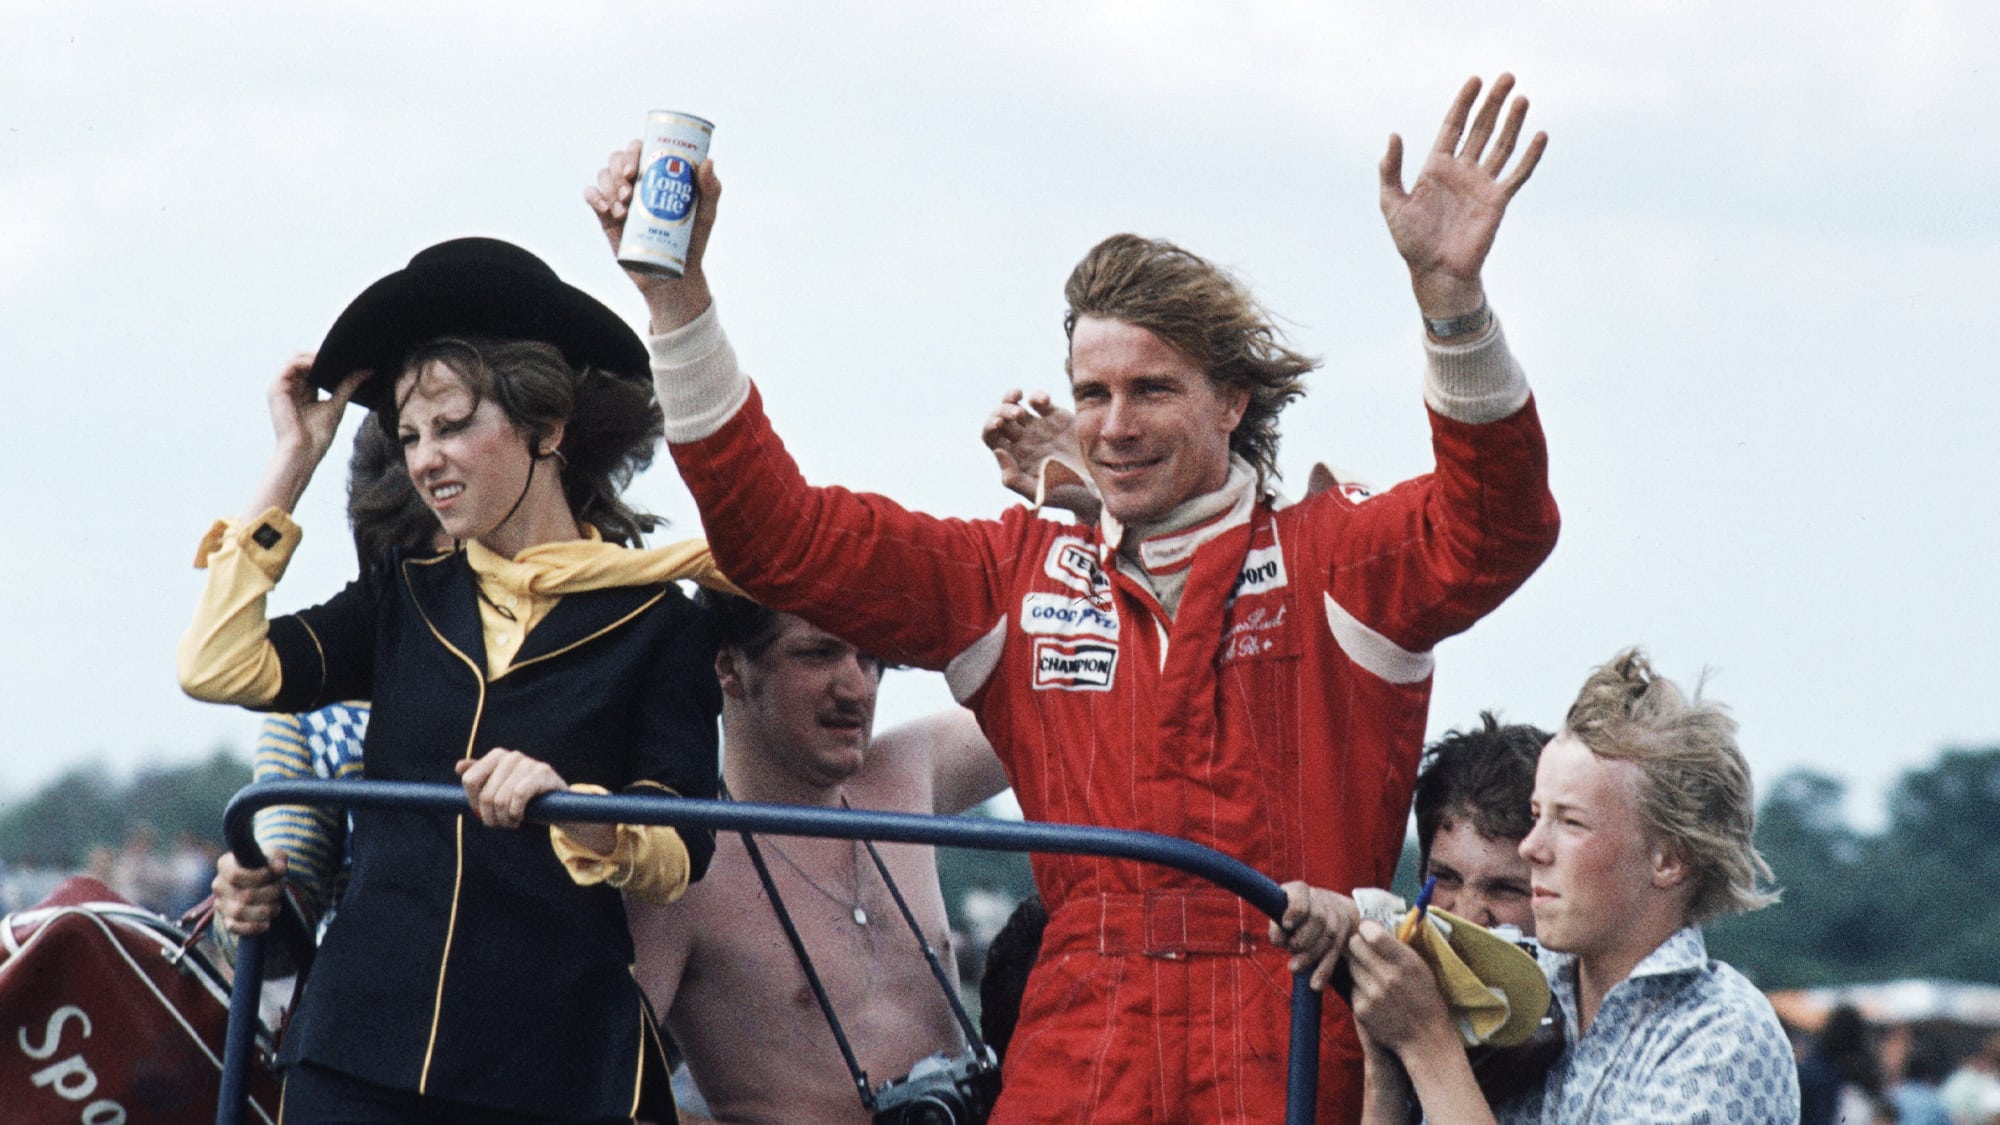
[1816, 1005, 1884, 1096]
[1062, 234, 1317, 489]
[1414, 712, 1551, 874]
[979, 895, 1047, 1063]
[696, 588, 785, 661]
[383, 335, 665, 546]
[345, 420, 442, 569]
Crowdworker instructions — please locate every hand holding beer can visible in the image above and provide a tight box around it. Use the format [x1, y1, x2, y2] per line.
[617, 111, 714, 278]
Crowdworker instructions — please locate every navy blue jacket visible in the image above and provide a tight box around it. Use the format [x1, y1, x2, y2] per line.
[265, 546, 718, 1119]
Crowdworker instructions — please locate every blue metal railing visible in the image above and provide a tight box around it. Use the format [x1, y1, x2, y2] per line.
[217, 780, 1324, 1124]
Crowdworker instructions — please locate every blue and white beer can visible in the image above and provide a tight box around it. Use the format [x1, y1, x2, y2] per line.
[617, 111, 714, 278]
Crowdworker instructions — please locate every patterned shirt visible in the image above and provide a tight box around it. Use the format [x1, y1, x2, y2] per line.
[1498, 926, 1799, 1124]
[253, 702, 369, 937]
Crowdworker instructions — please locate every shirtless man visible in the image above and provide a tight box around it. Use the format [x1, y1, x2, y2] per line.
[628, 592, 1010, 1124]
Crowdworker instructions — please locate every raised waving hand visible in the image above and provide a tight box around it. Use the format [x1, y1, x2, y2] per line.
[1380, 74, 1547, 321]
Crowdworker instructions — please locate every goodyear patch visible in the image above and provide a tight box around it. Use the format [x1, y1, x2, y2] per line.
[1021, 592, 1119, 640]
[1032, 638, 1118, 692]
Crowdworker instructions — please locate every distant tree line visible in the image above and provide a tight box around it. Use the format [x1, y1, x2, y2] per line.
[0, 749, 248, 869]
[1708, 745, 2000, 990]
[0, 749, 251, 869]
[3, 744, 1994, 992]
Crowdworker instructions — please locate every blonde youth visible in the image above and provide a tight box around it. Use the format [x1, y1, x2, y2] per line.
[1562, 648, 1779, 923]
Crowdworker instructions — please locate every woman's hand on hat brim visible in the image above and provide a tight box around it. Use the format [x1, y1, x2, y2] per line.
[244, 356, 367, 521]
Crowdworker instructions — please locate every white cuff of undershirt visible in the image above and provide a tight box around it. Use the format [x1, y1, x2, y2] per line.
[1422, 316, 1531, 425]
[649, 303, 752, 443]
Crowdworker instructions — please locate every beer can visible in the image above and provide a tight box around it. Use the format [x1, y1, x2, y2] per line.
[617, 111, 714, 278]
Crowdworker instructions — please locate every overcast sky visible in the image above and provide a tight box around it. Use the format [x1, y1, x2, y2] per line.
[4, 1, 1995, 832]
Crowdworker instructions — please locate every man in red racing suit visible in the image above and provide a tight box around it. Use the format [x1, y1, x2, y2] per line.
[588, 73, 1559, 1124]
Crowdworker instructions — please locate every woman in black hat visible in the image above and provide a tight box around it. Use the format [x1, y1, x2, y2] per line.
[179, 238, 732, 1123]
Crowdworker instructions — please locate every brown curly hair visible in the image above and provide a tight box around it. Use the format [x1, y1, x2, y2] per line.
[1063, 234, 1317, 488]
[380, 336, 665, 547]
[344, 420, 442, 569]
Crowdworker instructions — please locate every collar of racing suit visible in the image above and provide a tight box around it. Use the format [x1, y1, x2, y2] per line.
[1099, 456, 1259, 618]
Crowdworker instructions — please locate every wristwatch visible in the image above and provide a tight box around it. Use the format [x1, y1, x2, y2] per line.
[1424, 303, 1493, 340]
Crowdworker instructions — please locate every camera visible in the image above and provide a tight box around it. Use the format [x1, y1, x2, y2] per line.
[870, 1045, 1002, 1125]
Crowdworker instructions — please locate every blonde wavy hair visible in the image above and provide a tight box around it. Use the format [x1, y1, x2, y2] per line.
[1563, 648, 1780, 923]
[1063, 234, 1316, 490]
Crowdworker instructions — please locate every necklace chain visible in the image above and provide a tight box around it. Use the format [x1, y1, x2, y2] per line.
[761, 835, 869, 926]
[473, 578, 519, 622]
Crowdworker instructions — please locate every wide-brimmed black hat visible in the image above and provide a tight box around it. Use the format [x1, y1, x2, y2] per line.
[310, 237, 648, 412]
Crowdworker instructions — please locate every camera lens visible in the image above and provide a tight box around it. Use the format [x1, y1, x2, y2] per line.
[905, 1098, 958, 1125]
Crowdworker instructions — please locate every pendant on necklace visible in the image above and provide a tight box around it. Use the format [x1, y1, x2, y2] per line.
[852, 906, 869, 926]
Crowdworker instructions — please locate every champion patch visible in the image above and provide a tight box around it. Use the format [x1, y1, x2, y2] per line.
[1043, 538, 1105, 596]
[1032, 638, 1118, 692]
[1021, 592, 1120, 640]
[1229, 540, 1289, 602]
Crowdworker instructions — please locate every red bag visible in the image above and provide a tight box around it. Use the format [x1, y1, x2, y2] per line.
[0, 877, 283, 1124]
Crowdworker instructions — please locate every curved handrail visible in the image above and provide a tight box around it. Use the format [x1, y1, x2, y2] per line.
[216, 780, 1323, 1124]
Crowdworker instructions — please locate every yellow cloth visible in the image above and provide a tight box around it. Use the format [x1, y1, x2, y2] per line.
[177, 510, 304, 707]
[1396, 905, 1550, 1049]
[180, 507, 738, 898]
[463, 530, 742, 679]
[549, 783, 693, 906]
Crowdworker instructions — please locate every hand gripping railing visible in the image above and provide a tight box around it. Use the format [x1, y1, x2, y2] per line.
[217, 780, 1325, 1124]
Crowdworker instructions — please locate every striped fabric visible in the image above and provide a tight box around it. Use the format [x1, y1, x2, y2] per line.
[250, 702, 368, 938]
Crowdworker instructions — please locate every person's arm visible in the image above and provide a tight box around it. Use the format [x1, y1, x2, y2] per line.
[1347, 919, 1499, 1125]
[242, 354, 370, 523]
[463, 749, 697, 906]
[627, 899, 717, 1125]
[248, 711, 347, 924]
[874, 707, 1010, 816]
[177, 357, 370, 707]
[1359, 1029, 1418, 1125]
[205, 710, 354, 959]
[1302, 76, 1560, 658]
[587, 148, 1021, 676]
[586, 140, 717, 337]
